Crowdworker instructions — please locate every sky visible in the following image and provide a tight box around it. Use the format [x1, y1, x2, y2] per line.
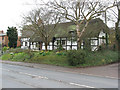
[0, 0, 38, 34]
[0, 0, 118, 36]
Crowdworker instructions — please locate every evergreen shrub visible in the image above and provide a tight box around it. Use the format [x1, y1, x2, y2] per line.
[67, 49, 86, 66]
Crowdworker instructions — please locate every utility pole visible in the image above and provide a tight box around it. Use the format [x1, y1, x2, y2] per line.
[105, 11, 108, 47]
[116, 1, 120, 61]
[118, 5, 120, 61]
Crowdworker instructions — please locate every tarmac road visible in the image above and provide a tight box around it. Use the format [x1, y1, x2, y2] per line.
[1, 63, 118, 88]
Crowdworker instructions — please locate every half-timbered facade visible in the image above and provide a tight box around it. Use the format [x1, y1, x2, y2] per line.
[21, 18, 109, 51]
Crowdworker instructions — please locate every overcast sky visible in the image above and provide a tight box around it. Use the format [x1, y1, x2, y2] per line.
[0, 0, 38, 33]
[0, 0, 117, 35]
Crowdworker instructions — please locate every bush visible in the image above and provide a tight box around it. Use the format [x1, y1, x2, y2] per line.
[56, 51, 67, 56]
[8, 48, 24, 53]
[35, 51, 51, 56]
[84, 50, 118, 66]
[2, 46, 9, 52]
[23, 49, 34, 58]
[57, 45, 64, 51]
[67, 49, 87, 66]
[56, 52, 63, 56]
[12, 52, 30, 61]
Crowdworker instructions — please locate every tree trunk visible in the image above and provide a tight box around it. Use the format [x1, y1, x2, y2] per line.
[38, 42, 42, 50]
[79, 21, 89, 39]
[76, 24, 81, 49]
[38, 42, 40, 50]
[45, 42, 48, 51]
[40, 42, 42, 50]
[76, 21, 89, 49]
[29, 42, 31, 49]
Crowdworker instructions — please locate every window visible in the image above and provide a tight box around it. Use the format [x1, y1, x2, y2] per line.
[57, 40, 60, 45]
[91, 40, 98, 45]
[25, 42, 27, 46]
[31, 42, 34, 45]
[62, 40, 65, 45]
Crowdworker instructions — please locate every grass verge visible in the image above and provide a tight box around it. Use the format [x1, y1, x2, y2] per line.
[1, 49, 119, 67]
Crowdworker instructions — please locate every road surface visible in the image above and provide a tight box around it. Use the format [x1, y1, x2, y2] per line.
[0, 63, 118, 88]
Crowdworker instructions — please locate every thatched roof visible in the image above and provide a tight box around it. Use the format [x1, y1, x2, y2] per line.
[54, 22, 74, 37]
[80, 18, 109, 39]
[55, 18, 109, 38]
[21, 25, 34, 38]
[21, 25, 43, 42]
[21, 18, 110, 42]
[29, 37, 42, 42]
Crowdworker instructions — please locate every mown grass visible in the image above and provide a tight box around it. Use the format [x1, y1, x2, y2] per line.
[1, 49, 119, 67]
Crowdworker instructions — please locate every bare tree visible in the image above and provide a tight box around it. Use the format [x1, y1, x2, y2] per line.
[103, 0, 118, 23]
[22, 8, 61, 51]
[104, 0, 120, 51]
[112, 1, 120, 55]
[46, 0, 116, 48]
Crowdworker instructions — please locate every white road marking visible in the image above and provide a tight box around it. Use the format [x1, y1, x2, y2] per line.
[1, 68, 49, 80]
[1, 66, 117, 88]
[69, 82, 95, 88]
[103, 76, 118, 79]
[2, 62, 118, 79]
[38, 76, 48, 79]
[1, 67, 96, 88]
[19, 72, 48, 79]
